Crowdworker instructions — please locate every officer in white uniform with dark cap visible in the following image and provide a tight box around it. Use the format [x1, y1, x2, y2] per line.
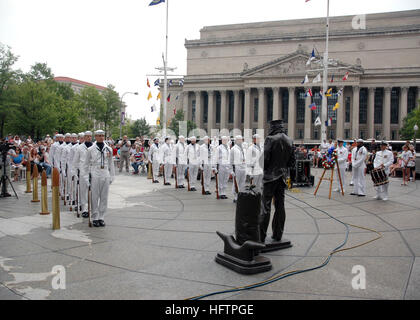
[247, 134, 264, 192]
[149, 137, 161, 183]
[216, 136, 231, 199]
[82, 130, 115, 227]
[350, 139, 368, 197]
[335, 139, 348, 193]
[73, 131, 92, 218]
[230, 135, 247, 202]
[373, 141, 394, 201]
[186, 136, 200, 191]
[175, 136, 187, 188]
[199, 136, 216, 195]
[161, 137, 173, 185]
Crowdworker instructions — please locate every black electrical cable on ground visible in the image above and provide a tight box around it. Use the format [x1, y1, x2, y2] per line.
[186, 192, 382, 300]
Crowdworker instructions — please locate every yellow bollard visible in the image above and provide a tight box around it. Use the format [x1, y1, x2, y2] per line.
[147, 162, 153, 179]
[52, 168, 60, 230]
[40, 170, 50, 215]
[31, 165, 40, 203]
[25, 162, 31, 193]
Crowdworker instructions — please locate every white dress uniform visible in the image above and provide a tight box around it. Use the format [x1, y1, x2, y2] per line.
[149, 142, 161, 181]
[199, 142, 216, 193]
[216, 143, 232, 197]
[175, 140, 188, 187]
[373, 149, 394, 200]
[49, 140, 59, 168]
[82, 141, 115, 222]
[161, 142, 174, 184]
[247, 143, 264, 192]
[68, 141, 79, 205]
[186, 142, 200, 189]
[335, 145, 348, 192]
[54, 141, 64, 172]
[61, 142, 73, 200]
[320, 141, 329, 155]
[230, 143, 247, 201]
[351, 145, 368, 196]
[73, 141, 91, 213]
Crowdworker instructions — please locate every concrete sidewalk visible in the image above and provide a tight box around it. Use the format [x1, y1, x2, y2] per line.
[0, 169, 419, 300]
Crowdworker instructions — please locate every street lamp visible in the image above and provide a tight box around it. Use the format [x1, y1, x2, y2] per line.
[414, 124, 418, 152]
[120, 91, 139, 140]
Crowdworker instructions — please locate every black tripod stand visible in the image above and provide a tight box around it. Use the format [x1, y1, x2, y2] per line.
[0, 153, 18, 199]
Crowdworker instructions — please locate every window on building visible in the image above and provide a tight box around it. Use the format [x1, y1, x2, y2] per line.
[267, 89, 273, 122]
[407, 87, 416, 114]
[314, 129, 319, 140]
[254, 97, 259, 122]
[228, 91, 234, 123]
[391, 88, 399, 124]
[192, 100, 196, 122]
[360, 131, 365, 140]
[359, 88, 367, 124]
[203, 93, 208, 124]
[345, 97, 351, 123]
[241, 91, 245, 124]
[282, 90, 289, 122]
[374, 88, 383, 124]
[215, 92, 221, 124]
[345, 129, 350, 139]
[298, 129, 303, 139]
[391, 130, 396, 140]
[329, 129, 335, 140]
[327, 93, 338, 122]
[296, 90, 305, 123]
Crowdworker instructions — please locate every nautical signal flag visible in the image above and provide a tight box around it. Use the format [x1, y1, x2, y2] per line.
[325, 117, 332, 127]
[147, 91, 152, 100]
[168, 79, 173, 87]
[147, 78, 150, 88]
[167, 94, 171, 102]
[314, 116, 321, 127]
[325, 88, 332, 97]
[179, 79, 184, 86]
[149, 0, 165, 6]
[330, 75, 334, 83]
[301, 74, 309, 85]
[342, 72, 349, 81]
[151, 104, 157, 112]
[154, 79, 160, 87]
[305, 88, 313, 97]
[156, 116, 161, 125]
[157, 92, 161, 100]
[313, 73, 321, 83]
[333, 102, 340, 111]
[306, 49, 316, 66]
[309, 103, 317, 111]
[337, 88, 344, 96]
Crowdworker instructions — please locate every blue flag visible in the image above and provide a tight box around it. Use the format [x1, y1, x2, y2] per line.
[149, 0, 165, 6]
[154, 79, 160, 86]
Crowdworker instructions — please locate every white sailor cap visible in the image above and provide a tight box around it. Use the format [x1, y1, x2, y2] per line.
[357, 139, 364, 143]
[71, 133, 78, 138]
[84, 131, 92, 136]
[178, 135, 185, 139]
[94, 130, 105, 135]
[79, 132, 85, 137]
[153, 137, 159, 141]
[65, 133, 71, 138]
[202, 136, 209, 141]
[235, 135, 243, 140]
[252, 134, 260, 139]
[189, 136, 196, 141]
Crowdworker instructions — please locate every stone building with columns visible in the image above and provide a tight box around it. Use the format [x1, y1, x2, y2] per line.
[162, 9, 420, 142]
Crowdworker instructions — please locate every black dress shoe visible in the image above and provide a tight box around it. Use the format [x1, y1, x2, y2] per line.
[350, 193, 357, 195]
[205, 191, 211, 195]
[98, 220, 106, 227]
[153, 180, 159, 183]
[92, 220, 101, 227]
[178, 185, 184, 189]
[190, 187, 197, 191]
[82, 212, 89, 218]
[164, 182, 171, 186]
[358, 194, 366, 197]
[220, 195, 228, 199]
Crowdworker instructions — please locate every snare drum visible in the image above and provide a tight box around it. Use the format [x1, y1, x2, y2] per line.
[371, 167, 389, 187]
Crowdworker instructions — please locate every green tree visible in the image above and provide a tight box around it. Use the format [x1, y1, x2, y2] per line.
[400, 102, 420, 140]
[130, 117, 150, 138]
[0, 43, 20, 136]
[78, 86, 106, 130]
[168, 109, 196, 137]
[99, 85, 120, 136]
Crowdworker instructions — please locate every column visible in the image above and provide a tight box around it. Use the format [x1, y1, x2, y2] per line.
[399, 87, 408, 128]
[383, 87, 391, 140]
[244, 88, 252, 130]
[417, 87, 420, 110]
[207, 90, 215, 134]
[367, 87, 375, 139]
[233, 90, 240, 130]
[183, 91, 189, 121]
[336, 88, 345, 139]
[272, 87, 280, 120]
[195, 91, 202, 129]
[288, 87, 296, 140]
[304, 93, 311, 141]
[352, 86, 360, 138]
[220, 90, 227, 131]
[257, 88, 266, 130]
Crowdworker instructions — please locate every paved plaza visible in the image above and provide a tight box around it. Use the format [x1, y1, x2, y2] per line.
[0, 169, 419, 300]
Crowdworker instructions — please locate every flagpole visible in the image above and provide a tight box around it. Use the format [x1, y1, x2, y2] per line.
[162, 0, 169, 138]
[321, 0, 330, 144]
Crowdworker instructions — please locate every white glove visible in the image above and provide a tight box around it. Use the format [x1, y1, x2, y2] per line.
[231, 171, 235, 177]
[213, 168, 218, 174]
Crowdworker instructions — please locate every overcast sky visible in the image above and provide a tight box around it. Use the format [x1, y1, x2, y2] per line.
[1, 0, 419, 125]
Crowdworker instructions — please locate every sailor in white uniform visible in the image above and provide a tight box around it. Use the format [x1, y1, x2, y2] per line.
[335, 139, 348, 193]
[175, 136, 187, 188]
[186, 136, 200, 191]
[230, 135, 247, 202]
[216, 136, 232, 199]
[149, 137, 161, 183]
[247, 134, 264, 193]
[373, 141, 394, 201]
[161, 137, 173, 185]
[350, 139, 368, 197]
[199, 136, 216, 195]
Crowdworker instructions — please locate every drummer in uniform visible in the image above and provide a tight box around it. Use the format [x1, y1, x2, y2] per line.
[373, 141, 394, 201]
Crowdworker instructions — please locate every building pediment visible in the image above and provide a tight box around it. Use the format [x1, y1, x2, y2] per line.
[241, 49, 364, 78]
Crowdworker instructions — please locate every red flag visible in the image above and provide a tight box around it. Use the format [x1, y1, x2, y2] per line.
[167, 94, 171, 102]
[147, 78, 150, 88]
[342, 72, 349, 81]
